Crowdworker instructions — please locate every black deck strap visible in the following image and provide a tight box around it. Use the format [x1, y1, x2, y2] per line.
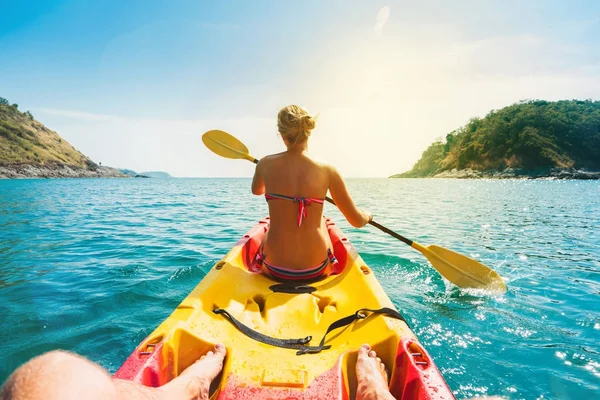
[269, 284, 317, 294]
[213, 306, 409, 356]
[296, 307, 411, 356]
[213, 308, 328, 352]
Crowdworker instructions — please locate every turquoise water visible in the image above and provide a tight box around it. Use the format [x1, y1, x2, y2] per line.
[0, 178, 598, 399]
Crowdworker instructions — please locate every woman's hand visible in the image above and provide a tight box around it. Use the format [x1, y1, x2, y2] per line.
[357, 210, 372, 228]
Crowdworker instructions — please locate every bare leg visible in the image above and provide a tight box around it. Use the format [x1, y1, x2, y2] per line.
[0, 350, 119, 400]
[356, 344, 395, 400]
[2, 345, 226, 400]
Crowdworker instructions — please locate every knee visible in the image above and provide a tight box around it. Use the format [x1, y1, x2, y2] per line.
[30, 349, 81, 366]
[9, 350, 87, 381]
[1, 350, 117, 400]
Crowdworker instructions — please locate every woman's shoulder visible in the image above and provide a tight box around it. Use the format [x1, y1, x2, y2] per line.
[262, 152, 336, 175]
[305, 155, 335, 173]
[258, 152, 286, 165]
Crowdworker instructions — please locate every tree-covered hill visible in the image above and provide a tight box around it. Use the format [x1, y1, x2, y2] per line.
[393, 100, 600, 178]
[0, 96, 125, 178]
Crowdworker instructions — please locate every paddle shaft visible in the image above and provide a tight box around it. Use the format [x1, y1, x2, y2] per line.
[252, 157, 414, 247]
[323, 197, 414, 246]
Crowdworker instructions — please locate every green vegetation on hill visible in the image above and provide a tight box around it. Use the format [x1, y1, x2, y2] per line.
[0, 97, 95, 168]
[395, 100, 600, 177]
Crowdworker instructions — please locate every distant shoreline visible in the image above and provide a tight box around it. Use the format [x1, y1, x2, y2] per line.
[0, 163, 128, 179]
[390, 168, 600, 180]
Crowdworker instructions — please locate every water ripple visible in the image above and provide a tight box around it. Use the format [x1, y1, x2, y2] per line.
[0, 178, 598, 399]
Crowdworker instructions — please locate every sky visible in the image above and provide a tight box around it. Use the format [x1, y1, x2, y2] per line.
[1, 0, 599, 177]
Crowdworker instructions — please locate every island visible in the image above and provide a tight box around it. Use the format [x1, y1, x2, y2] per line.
[391, 100, 600, 179]
[117, 170, 172, 178]
[138, 171, 172, 179]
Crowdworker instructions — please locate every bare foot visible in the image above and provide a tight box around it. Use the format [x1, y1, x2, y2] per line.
[356, 344, 395, 400]
[159, 344, 226, 400]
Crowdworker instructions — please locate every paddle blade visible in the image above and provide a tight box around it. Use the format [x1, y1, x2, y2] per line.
[202, 130, 256, 162]
[414, 243, 507, 293]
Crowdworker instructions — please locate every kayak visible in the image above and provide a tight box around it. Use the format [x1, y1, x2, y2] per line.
[114, 217, 455, 399]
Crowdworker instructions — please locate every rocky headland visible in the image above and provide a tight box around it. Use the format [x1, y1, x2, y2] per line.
[0, 162, 125, 178]
[0, 97, 127, 179]
[425, 167, 600, 180]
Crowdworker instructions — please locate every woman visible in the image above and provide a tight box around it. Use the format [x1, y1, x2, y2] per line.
[252, 105, 372, 281]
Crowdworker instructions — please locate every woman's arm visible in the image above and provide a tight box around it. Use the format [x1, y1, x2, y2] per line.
[328, 166, 372, 228]
[251, 158, 266, 195]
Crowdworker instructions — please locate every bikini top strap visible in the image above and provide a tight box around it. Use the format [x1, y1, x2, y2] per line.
[265, 193, 325, 226]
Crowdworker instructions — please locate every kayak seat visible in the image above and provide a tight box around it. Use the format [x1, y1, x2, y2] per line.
[240, 217, 350, 275]
[342, 335, 398, 400]
[115, 329, 226, 393]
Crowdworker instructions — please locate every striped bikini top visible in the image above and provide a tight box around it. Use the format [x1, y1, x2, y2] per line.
[265, 193, 325, 227]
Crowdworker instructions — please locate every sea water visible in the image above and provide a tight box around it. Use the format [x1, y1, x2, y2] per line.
[0, 178, 598, 399]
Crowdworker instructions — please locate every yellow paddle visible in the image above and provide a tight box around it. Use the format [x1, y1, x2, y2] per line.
[202, 129, 507, 293]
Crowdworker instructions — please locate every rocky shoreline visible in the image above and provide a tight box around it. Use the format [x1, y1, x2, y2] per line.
[0, 163, 128, 179]
[427, 168, 600, 180]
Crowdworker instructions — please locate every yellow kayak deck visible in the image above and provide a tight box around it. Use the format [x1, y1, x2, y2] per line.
[115, 218, 454, 399]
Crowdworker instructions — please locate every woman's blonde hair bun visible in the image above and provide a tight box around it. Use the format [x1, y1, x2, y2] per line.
[300, 114, 316, 131]
[277, 105, 316, 144]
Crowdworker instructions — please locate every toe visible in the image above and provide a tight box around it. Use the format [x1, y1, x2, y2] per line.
[358, 344, 370, 357]
[214, 344, 226, 356]
[369, 350, 377, 358]
[380, 364, 387, 376]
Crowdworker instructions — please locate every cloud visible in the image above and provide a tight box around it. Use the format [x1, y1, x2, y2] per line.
[446, 34, 598, 77]
[32, 108, 275, 176]
[35, 108, 118, 122]
[34, 108, 272, 135]
[374, 7, 390, 36]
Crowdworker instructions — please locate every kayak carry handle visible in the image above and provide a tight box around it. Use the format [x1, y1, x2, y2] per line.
[269, 284, 317, 294]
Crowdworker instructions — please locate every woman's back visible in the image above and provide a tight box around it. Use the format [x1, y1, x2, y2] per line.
[252, 105, 371, 276]
[257, 151, 330, 268]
